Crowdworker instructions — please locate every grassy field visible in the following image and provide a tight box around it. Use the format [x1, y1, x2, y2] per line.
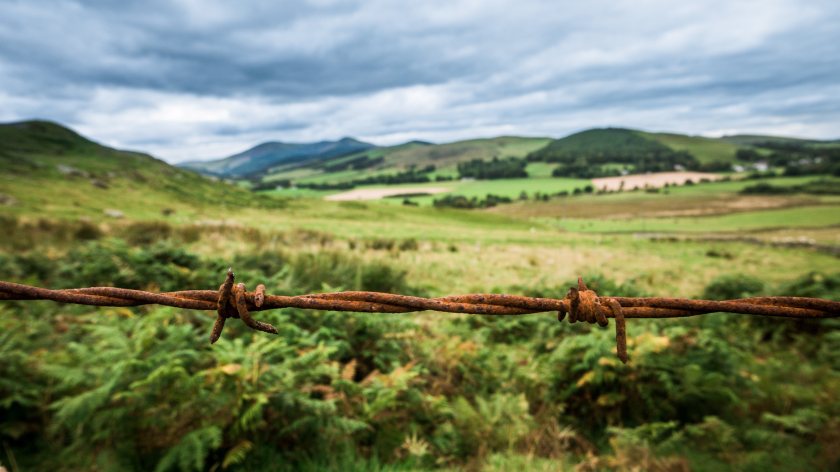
[261, 176, 593, 205]
[489, 176, 835, 219]
[4, 174, 837, 297]
[540, 204, 840, 233]
[378, 177, 591, 205]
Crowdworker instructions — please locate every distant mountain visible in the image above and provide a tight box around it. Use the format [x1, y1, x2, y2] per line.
[261, 136, 553, 185]
[180, 137, 376, 177]
[0, 120, 283, 217]
[373, 136, 552, 169]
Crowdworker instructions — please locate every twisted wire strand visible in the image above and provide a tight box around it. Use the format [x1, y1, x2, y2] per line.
[1, 271, 838, 363]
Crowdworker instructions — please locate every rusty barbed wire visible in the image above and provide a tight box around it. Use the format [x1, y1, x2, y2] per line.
[1, 269, 838, 363]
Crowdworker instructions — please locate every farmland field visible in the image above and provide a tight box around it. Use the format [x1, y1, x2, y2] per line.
[590, 171, 722, 191]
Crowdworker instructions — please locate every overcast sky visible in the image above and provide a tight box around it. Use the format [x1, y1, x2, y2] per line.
[1, 0, 839, 163]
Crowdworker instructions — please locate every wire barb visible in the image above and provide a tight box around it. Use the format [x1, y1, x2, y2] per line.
[209, 270, 278, 344]
[1, 271, 838, 362]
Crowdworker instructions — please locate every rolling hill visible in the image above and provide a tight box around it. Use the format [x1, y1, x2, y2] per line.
[527, 128, 741, 165]
[184, 128, 840, 188]
[255, 129, 757, 187]
[263, 136, 553, 184]
[180, 137, 375, 177]
[0, 120, 285, 220]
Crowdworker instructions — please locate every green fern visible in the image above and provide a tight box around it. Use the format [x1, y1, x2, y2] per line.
[154, 426, 222, 472]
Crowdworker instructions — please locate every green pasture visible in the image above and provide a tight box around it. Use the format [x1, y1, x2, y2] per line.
[545, 204, 840, 234]
[524, 162, 555, 177]
[369, 177, 592, 206]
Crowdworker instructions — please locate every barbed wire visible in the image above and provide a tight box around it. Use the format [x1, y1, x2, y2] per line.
[1, 270, 838, 363]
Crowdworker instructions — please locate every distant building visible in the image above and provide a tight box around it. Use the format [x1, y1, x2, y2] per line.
[752, 162, 769, 172]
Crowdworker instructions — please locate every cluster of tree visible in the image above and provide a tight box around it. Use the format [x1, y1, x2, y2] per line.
[297, 165, 436, 190]
[457, 157, 528, 179]
[432, 193, 513, 209]
[250, 179, 291, 191]
[434, 186, 599, 209]
[777, 145, 840, 176]
[740, 179, 840, 195]
[519, 186, 596, 201]
[550, 160, 623, 179]
[740, 142, 840, 176]
[295, 181, 355, 190]
[696, 160, 734, 172]
[543, 151, 698, 178]
[321, 154, 385, 173]
[736, 148, 763, 161]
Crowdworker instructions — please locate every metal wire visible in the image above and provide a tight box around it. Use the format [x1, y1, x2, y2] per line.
[1, 270, 838, 363]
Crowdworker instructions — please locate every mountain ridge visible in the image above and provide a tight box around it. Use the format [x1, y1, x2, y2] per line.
[5, 119, 839, 183]
[179, 136, 376, 177]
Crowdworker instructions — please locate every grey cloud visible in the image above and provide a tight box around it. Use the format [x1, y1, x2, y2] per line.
[0, 0, 838, 162]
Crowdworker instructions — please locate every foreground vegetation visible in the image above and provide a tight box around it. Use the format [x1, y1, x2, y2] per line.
[1, 220, 839, 471]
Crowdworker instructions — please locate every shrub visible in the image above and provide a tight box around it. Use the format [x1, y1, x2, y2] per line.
[120, 221, 173, 246]
[74, 221, 103, 241]
[702, 275, 764, 300]
[366, 238, 396, 251]
[779, 272, 840, 299]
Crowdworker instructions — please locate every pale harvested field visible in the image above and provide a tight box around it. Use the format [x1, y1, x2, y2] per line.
[592, 171, 722, 191]
[489, 194, 822, 220]
[325, 186, 451, 201]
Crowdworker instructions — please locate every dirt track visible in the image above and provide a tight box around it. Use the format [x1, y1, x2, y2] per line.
[592, 172, 722, 191]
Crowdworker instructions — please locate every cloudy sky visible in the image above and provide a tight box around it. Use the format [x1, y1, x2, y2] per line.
[1, 0, 839, 163]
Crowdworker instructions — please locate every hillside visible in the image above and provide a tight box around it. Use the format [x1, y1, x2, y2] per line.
[183, 127, 840, 190]
[0, 120, 285, 220]
[645, 132, 740, 164]
[264, 136, 552, 184]
[180, 137, 375, 177]
[262, 129, 756, 187]
[528, 128, 741, 164]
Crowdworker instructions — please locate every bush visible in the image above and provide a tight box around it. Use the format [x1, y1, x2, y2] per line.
[432, 194, 513, 209]
[366, 238, 396, 251]
[702, 275, 764, 300]
[457, 157, 528, 179]
[398, 238, 419, 251]
[74, 221, 103, 241]
[779, 271, 840, 300]
[120, 221, 173, 246]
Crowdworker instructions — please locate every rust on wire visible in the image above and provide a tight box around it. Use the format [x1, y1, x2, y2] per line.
[1, 271, 838, 364]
